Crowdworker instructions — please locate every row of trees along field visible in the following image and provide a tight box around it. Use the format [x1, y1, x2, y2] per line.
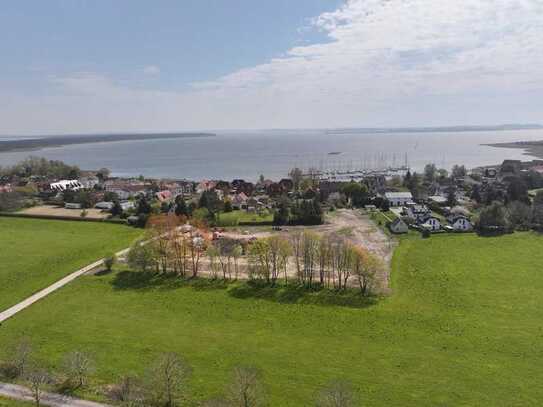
[0, 337, 360, 407]
[127, 215, 383, 295]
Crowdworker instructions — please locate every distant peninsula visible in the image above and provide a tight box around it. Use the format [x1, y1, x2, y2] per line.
[485, 139, 543, 160]
[0, 132, 216, 153]
[326, 124, 543, 135]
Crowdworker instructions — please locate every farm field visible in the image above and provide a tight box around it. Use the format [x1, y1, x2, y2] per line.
[1, 233, 543, 405]
[0, 217, 142, 311]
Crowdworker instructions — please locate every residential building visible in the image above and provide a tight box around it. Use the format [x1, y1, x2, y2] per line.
[384, 192, 413, 207]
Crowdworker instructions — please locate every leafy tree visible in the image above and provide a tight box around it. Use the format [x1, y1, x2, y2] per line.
[104, 191, 120, 202]
[96, 168, 110, 182]
[111, 200, 123, 217]
[137, 196, 152, 215]
[289, 167, 304, 192]
[273, 197, 290, 226]
[471, 184, 482, 204]
[532, 190, 543, 230]
[476, 201, 510, 233]
[452, 164, 467, 178]
[199, 190, 221, 214]
[127, 240, 156, 272]
[506, 177, 529, 204]
[77, 190, 95, 209]
[446, 185, 457, 207]
[174, 196, 189, 217]
[424, 163, 437, 183]
[341, 182, 369, 207]
[507, 201, 531, 230]
[224, 199, 233, 213]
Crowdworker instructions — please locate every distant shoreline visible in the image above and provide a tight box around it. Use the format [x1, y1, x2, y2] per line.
[0, 132, 216, 153]
[484, 140, 543, 159]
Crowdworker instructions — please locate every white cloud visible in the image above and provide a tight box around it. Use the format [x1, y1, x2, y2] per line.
[142, 65, 161, 75]
[2, 0, 543, 134]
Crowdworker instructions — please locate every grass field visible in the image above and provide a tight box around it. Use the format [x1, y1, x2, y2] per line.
[216, 210, 273, 226]
[1, 233, 543, 405]
[0, 217, 142, 311]
[0, 397, 32, 407]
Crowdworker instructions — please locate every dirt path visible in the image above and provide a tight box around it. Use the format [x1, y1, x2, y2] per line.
[0, 382, 111, 407]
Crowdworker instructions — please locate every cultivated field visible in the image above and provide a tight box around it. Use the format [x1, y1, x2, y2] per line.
[0, 217, 142, 311]
[1, 232, 542, 405]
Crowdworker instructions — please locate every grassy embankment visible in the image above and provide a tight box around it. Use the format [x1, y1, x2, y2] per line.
[0, 217, 142, 311]
[1, 232, 543, 405]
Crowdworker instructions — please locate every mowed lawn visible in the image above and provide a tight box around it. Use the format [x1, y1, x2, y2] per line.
[1, 233, 543, 405]
[0, 217, 142, 311]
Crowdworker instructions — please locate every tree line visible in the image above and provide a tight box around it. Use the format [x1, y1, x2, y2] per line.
[127, 216, 383, 295]
[0, 337, 360, 407]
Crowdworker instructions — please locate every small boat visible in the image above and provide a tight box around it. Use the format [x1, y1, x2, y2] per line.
[328, 151, 342, 155]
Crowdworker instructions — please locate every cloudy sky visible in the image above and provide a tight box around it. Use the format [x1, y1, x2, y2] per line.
[1, 0, 542, 135]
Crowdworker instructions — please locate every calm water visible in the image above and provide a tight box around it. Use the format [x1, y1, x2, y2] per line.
[0, 129, 541, 181]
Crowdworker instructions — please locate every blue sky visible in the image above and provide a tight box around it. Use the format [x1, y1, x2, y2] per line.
[2, 1, 339, 89]
[1, 0, 543, 134]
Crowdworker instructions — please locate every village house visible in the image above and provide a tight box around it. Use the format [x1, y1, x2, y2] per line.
[78, 176, 100, 190]
[265, 182, 284, 197]
[449, 215, 473, 232]
[0, 184, 13, 193]
[232, 180, 255, 196]
[50, 180, 83, 192]
[196, 180, 217, 194]
[156, 190, 173, 202]
[384, 191, 413, 207]
[389, 217, 409, 234]
[421, 215, 441, 231]
[160, 180, 194, 197]
[231, 192, 248, 210]
[95, 201, 114, 210]
[404, 203, 431, 222]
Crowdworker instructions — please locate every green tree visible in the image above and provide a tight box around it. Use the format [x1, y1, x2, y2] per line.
[341, 182, 369, 207]
[424, 163, 437, 183]
[127, 240, 156, 272]
[174, 196, 189, 217]
[532, 190, 543, 230]
[476, 201, 509, 233]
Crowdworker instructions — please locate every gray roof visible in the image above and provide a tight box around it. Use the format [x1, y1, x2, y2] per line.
[385, 192, 413, 199]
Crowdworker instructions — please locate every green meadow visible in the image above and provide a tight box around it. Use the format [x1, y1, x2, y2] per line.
[1, 232, 543, 405]
[0, 217, 141, 311]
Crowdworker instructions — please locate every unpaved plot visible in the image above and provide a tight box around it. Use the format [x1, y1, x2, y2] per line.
[219, 210, 395, 293]
[20, 205, 109, 219]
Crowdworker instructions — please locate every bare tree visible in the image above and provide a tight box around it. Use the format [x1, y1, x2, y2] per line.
[25, 368, 52, 407]
[62, 350, 95, 388]
[315, 380, 357, 407]
[144, 353, 191, 407]
[232, 245, 243, 280]
[207, 245, 221, 279]
[109, 375, 144, 407]
[227, 366, 265, 407]
[10, 337, 33, 377]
